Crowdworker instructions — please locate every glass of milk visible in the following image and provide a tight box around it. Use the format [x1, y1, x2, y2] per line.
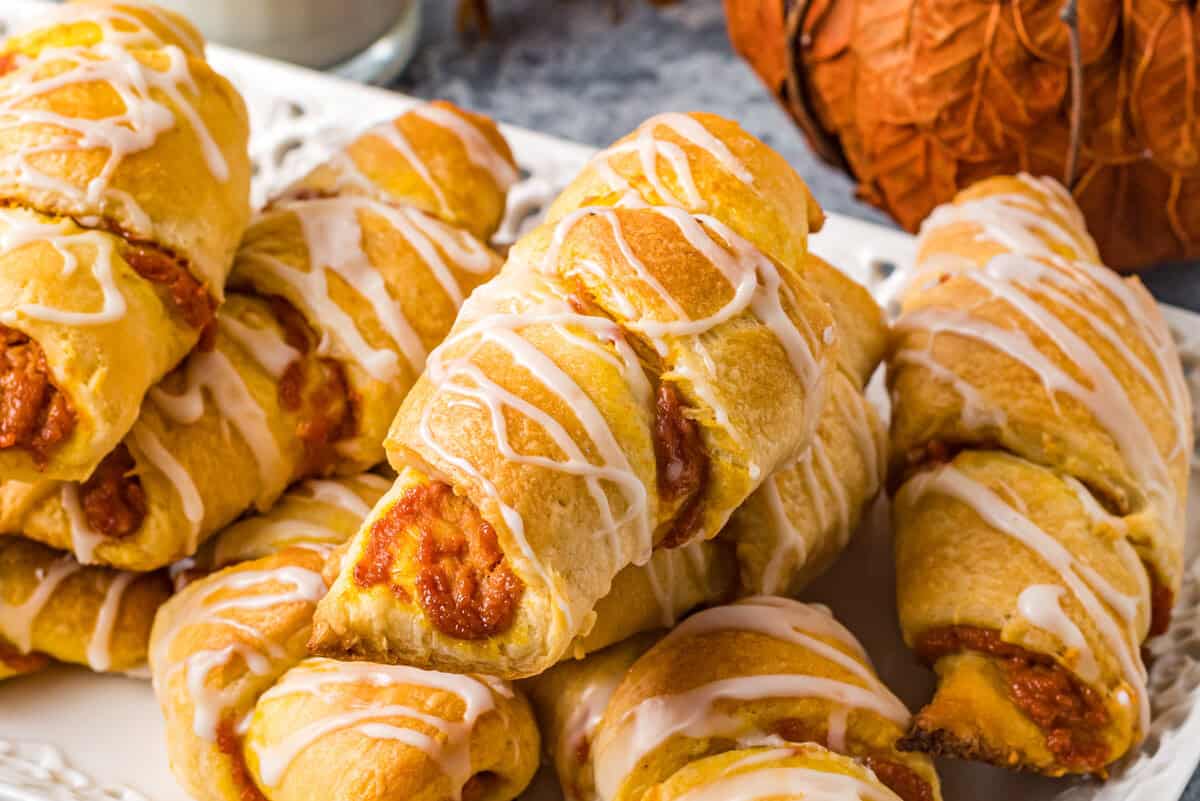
[152, 0, 421, 83]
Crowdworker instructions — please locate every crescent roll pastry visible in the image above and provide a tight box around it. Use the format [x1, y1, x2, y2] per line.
[243, 659, 538, 801]
[0, 536, 170, 676]
[0, 7, 252, 481]
[3, 1, 206, 59]
[521, 633, 660, 801]
[196, 473, 392, 572]
[890, 175, 1191, 627]
[151, 475, 538, 801]
[312, 113, 838, 678]
[569, 541, 734, 659]
[0, 641, 48, 681]
[722, 370, 886, 596]
[560, 597, 939, 801]
[638, 745, 907, 801]
[277, 100, 517, 242]
[549, 113, 892, 598]
[0, 103, 509, 570]
[887, 175, 1191, 776]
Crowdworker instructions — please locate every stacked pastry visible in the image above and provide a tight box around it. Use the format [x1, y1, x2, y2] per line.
[149, 472, 541, 801]
[0, 1, 251, 680]
[886, 175, 1192, 775]
[311, 111, 890, 677]
[523, 597, 942, 801]
[0, 3, 519, 682]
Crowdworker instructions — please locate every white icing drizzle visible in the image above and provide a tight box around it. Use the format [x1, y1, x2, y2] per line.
[891, 346, 1008, 431]
[62, 484, 108, 565]
[85, 571, 135, 672]
[0, 557, 80, 653]
[153, 564, 328, 741]
[758, 472, 805, 596]
[0, 740, 148, 801]
[0, 39, 229, 232]
[559, 676, 622, 801]
[251, 659, 505, 800]
[591, 112, 755, 211]
[15, 3, 204, 55]
[903, 176, 1189, 543]
[594, 598, 909, 800]
[218, 313, 300, 380]
[300, 478, 373, 517]
[1018, 584, 1100, 683]
[129, 421, 204, 554]
[362, 117, 450, 212]
[148, 347, 283, 507]
[543, 206, 820, 393]
[756, 389, 883, 595]
[672, 763, 900, 801]
[411, 103, 518, 191]
[417, 288, 658, 627]
[0, 211, 127, 326]
[903, 463, 1149, 734]
[243, 196, 492, 382]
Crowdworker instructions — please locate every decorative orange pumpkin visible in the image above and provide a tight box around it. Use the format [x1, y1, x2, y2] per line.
[725, 0, 1200, 271]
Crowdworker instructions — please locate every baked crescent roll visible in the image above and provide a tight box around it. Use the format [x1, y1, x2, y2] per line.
[243, 659, 538, 801]
[889, 174, 1191, 630]
[569, 541, 734, 659]
[589, 597, 940, 801]
[0, 10, 252, 481]
[894, 451, 1150, 775]
[722, 371, 886, 596]
[231, 194, 501, 468]
[278, 100, 517, 243]
[151, 476, 537, 801]
[312, 113, 838, 678]
[0, 292, 352, 570]
[0, 639, 48, 681]
[197, 473, 392, 572]
[639, 745, 907, 801]
[0, 536, 170, 675]
[546, 115, 885, 388]
[547, 112, 892, 598]
[521, 633, 661, 801]
[887, 175, 1190, 776]
[1, 103, 509, 570]
[3, 1, 206, 59]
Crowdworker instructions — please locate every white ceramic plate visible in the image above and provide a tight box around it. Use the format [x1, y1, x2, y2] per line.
[1, 3, 1199, 799]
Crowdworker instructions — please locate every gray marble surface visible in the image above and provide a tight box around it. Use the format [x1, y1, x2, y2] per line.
[393, 1, 1200, 799]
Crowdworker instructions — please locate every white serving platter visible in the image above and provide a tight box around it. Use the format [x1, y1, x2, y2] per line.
[2, 3, 1200, 800]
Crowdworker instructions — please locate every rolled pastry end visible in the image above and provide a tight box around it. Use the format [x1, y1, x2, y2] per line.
[242, 658, 540, 801]
[311, 467, 558, 677]
[900, 642, 1123, 777]
[640, 745, 907, 801]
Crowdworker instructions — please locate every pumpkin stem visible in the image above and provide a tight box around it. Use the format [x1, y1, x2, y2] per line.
[1060, 0, 1084, 189]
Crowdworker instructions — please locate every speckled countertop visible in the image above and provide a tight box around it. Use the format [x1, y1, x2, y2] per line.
[393, 1, 1200, 799]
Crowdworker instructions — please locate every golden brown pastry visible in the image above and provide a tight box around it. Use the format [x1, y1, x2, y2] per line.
[0, 536, 170, 675]
[0, 4, 251, 481]
[887, 175, 1191, 775]
[277, 99, 517, 243]
[3, 1, 206, 58]
[639, 745, 908, 801]
[312, 111, 839, 679]
[539, 596, 939, 801]
[721, 371, 885, 596]
[150, 475, 538, 801]
[0, 101, 510, 571]
[570, 541, 734, 659]
[521, 633, 660, 801]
